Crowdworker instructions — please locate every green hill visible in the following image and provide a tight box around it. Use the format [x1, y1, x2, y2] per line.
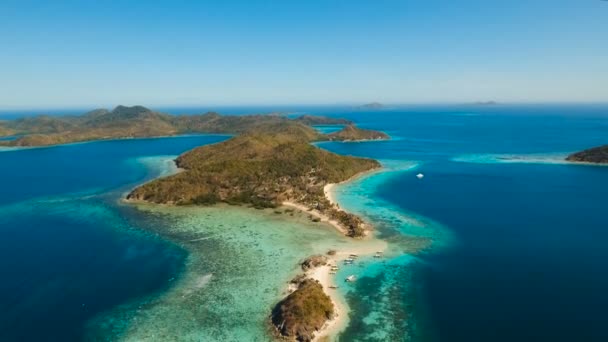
[566, 145, 608, 164]
[0, 106, 388, 147]
[326, 124, 390, 141]
[127, 122, 380, 237]
[271, 279, 334, 342]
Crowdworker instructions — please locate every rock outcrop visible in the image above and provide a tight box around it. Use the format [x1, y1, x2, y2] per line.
[271, 279, 334, 342]
[566, 145, 608, 164]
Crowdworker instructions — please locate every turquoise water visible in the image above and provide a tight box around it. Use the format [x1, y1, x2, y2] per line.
[1, 105, 608, 341]
[315, 104, 608, 341]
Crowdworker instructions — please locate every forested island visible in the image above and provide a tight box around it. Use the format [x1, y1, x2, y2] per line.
[117, 106, 389, 339]
[327, 124, 390, 141]
[127, 120, 382, 237]
[3, 105, 389, 339]
[0, 105, 374, 147]
[566, 145, 608, 164]
[271, 278, 334, 342]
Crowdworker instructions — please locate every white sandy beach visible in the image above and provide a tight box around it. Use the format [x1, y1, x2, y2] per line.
[308, 241, 388, 341]
[282, 201, 348, 235]
[282, 171, 389, 341]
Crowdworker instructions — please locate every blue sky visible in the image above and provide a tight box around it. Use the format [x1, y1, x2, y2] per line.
[0, 0, 607, 109]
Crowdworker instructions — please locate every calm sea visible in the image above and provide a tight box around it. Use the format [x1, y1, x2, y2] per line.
[1, 104, 607, 341]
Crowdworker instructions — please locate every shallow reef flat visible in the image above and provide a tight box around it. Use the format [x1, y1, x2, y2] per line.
[89, 204, 380, 341]
[328, 160, 452, 341]
[89, 157, 451, 342]
[451, 153, 571, 165]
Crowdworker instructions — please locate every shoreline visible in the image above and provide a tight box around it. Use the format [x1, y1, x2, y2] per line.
[0, 133, 233, 151]
[306, 241, 387, 341]
[282, 167, 382, 237]
[281, 167, 387, 341]
[123, 157, 388, 341]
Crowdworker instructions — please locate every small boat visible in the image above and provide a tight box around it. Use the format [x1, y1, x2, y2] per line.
[329, 271, 337, 275]
[343, 259, 354, 264]
[329, 285, 339, 289]
[416, 173, 424, 179]
[345, 275, 357, 282]
[349, 254, 359, 258]
[331, 266, 339, 270]
[373, 251, 383, 258]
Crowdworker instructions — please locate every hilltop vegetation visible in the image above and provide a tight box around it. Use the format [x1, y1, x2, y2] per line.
[1, 105, 389, 236]
[0, 124, 14, 137]
[0, 105, 386, 147]
[271, 279, 334, 342]
[128, 121, 380, 236]
[292, 114, 352, 126]
[566, 145, 608, 164]
[327, 124, 390, 141]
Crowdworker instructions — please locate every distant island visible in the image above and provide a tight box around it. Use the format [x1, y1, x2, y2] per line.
[470, 101, 498, 106]
[356, 102, 385, 109]
[292, 114, 353, 126]
[0, 106, 386, 147]
[327, 124, 390, 141]
[566, 145, 608, 164]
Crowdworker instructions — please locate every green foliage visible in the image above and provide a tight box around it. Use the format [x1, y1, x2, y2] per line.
[566, 145, 608, 164]
[292, 114, 352, 126]
[127, 121, 380, 236]
[271, 279, 334, 341]
[1, 105, 388, 148]
[326, 124, 389, 141]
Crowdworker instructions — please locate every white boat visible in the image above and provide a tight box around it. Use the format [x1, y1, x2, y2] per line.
[416, 173, 424, 179]
[345, 275, 357, 282]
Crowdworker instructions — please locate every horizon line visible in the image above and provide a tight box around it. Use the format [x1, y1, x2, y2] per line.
[1, 101, 608, 114]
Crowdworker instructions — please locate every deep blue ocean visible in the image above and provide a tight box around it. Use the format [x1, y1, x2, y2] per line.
[1, 105, 607, 341]
[0, 135, 229, 341]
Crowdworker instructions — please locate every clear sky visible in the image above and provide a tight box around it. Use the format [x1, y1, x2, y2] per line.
[0, 0, 607, 109]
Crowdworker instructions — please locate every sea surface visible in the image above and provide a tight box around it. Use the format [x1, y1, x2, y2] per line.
[1, 104, 607, 341]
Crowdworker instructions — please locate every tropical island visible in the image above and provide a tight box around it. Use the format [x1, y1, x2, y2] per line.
[101, 106, 389, 340]
[272, 277, 334, 342]
[126, 120, 382, 237]
[356, 102, 385, 109]
[566, 145, 608, 164]
[0, 105, 365, 147]
[327, 124, 390, 141]
[0, 105, 390, 340]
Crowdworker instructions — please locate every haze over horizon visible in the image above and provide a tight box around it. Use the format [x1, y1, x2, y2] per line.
[1, 0, 607, 109]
